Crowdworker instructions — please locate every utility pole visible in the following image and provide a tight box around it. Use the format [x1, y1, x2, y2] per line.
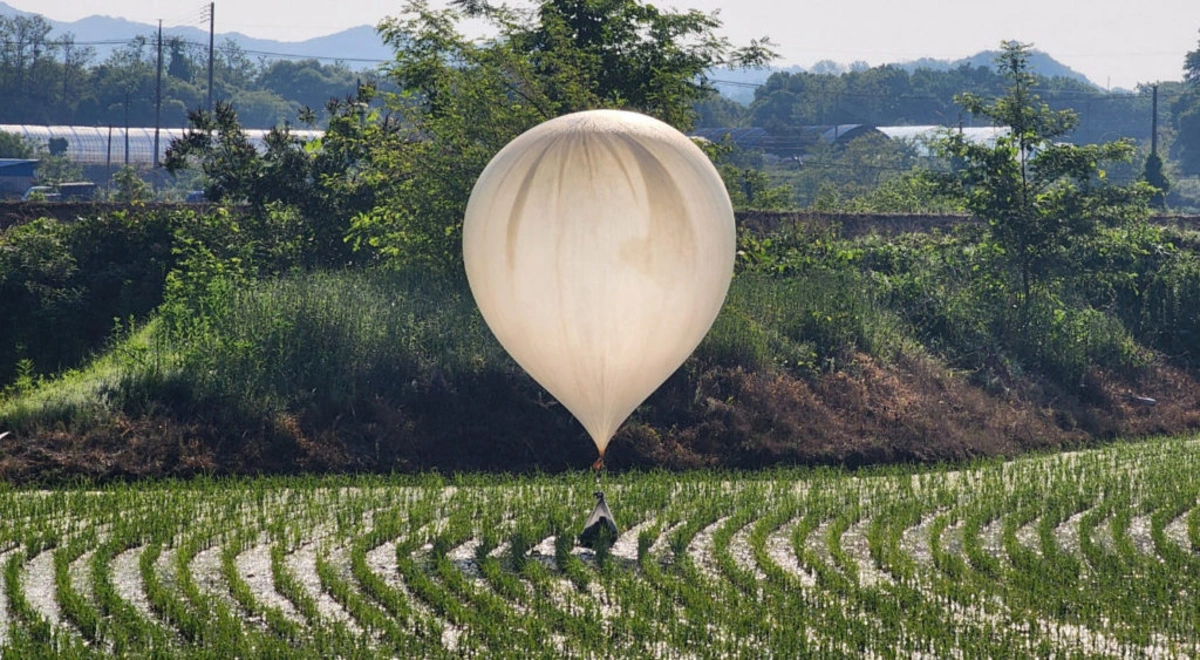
[61, 37, 71, 106]
[1151, 84, 1159, 156]
[154, 20, 163, 168]
[207, 2, 215, 112]
[124, 91, 131, 166]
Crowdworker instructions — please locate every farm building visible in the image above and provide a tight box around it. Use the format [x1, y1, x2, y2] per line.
[0, 158, 37, 198]
[689, 124, 1008, 160]
[876, 125, 1009, 155]
[690, 124, 880, 159]
[0, 125, 325, 167]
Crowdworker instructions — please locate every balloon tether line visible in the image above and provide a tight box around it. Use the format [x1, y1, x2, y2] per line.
[592, 452, 605, 489]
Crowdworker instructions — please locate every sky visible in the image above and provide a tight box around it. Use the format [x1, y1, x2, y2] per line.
[7, 0, 1200, 90]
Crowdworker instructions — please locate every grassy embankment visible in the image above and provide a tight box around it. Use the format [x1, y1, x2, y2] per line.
[2, 209, 1200, 480]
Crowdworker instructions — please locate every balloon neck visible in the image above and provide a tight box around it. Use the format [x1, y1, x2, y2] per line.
[591, 456, 605, 472]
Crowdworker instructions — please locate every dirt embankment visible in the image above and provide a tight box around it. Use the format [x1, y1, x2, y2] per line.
[2, 354, 1197, 484]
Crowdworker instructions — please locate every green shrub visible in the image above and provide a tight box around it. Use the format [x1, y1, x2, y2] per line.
[1130, 249, 1200, 365]
[1011, 295, 1148, 386]
[700, 271, 910, 374]
[163, 268, 505, 419]
[0, 211, 178, 388]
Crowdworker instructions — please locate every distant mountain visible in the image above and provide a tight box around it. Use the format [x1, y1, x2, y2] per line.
[0, 2, 392, 66]
[898, 50, 1098, 88]
[712, 50, 1100, 105]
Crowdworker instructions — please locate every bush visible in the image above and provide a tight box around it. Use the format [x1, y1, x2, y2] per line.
[163, 268, 505, 420]
[700, 270, 910, 374]
[1010, 295, 1148, 386]
[0, 211, 178, 388]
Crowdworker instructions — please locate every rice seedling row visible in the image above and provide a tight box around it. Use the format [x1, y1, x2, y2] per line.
[0, 438, 1198, 656]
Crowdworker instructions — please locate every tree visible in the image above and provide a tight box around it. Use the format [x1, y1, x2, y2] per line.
[256, 59, 362, 118]
[347, 0, 773, 271]
[1186, 29, 1200, 86]
[166, 37, 194, 82]
[165, 92, 379, 269]
[35, 153, 83, 185]
[938, 42, 1150, 303]
[1142, 151, 1169, 209]
[0, 131, 35, 158]
[1175, 33, 1200, 175]
[111, 165, 150, 203]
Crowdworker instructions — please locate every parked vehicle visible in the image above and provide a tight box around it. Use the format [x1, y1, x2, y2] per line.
[21, 185, 60, 201]
[58, 181, 97, 201]
[20, 182, 96, 202]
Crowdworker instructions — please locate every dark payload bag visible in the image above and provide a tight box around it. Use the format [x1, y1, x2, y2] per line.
[578, 491, 619, 549]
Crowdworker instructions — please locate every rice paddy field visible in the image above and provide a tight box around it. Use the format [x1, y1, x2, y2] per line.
[1, 435, 1198, 658]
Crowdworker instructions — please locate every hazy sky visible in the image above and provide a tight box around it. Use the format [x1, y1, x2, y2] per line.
[8, 0, 1200, 90]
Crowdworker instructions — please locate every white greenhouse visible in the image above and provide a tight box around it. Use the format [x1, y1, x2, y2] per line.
[0, 125, 324, 167]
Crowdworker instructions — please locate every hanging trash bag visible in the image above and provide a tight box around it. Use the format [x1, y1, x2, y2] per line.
[578, 491, 619, 549]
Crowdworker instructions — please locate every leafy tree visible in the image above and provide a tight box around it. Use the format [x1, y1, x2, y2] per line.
[938, 42, 1150, 303]
[1142, 151, 1169, 209]
[165, 94, 378, 269]
[112, 165, 151, 203]
[256, 59, 360, 118]
[0, 130, 35, 158]
[35, 153, 83, 185]
[1186, 29, 1200, 86]
[1175, 34, 1200, 175]
[348, 0, 773, 271]
[694, 90, 747, 128]
[166, 36, 194, 82]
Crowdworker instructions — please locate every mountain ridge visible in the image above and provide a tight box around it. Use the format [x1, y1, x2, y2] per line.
[0, 2, 393, 65]
[1, 2, 1103, 98]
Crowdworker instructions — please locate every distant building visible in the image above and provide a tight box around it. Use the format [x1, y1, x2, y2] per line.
[690, 125, 881, 160]
[875, 125, 1009, 156]
[0, 125, 324, 167]
[690, 124, 1008, 160]
[0, 158, 37, 198]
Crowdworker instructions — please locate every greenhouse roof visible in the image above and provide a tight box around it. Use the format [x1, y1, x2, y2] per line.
[0, 125, 324, 167]
[877, 125, 1009, 149]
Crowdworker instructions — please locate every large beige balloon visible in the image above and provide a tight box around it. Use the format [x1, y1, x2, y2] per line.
[463, 109, 735, 457]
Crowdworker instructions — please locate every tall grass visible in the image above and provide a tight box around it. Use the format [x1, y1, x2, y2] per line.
[166, 269, 506, 418]
[702, 270, 913, 374]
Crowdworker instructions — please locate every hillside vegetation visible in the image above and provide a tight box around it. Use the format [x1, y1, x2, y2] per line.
[1, 208, 1199, 480]
[2, 12, 1200, 481]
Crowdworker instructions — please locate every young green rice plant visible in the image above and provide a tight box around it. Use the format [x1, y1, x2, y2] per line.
[4, 435, 1200, 656]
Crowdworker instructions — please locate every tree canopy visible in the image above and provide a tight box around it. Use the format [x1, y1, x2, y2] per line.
[343, 0, 774, 270]
[937, 42, 1150, 301]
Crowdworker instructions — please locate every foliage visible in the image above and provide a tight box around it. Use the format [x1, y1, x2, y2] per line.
[163, 268, 502, 419]
[111, 165, 151, 203]
[937, 42, 1151, 303]
[785, 133, 924, 209]
[346, 0, 774, 272]
[1142, 151, 1170, 208]
[33, 153, 82, 185]
[0, 210, 178, 387]
[164, 97, 376, 269]
[699, 140, 793, 210]
[746, 60, 1106, 136]
[1173, 34, 1200, 176]
[0, 131, 35, 159]
[1175, 98, 1200, 176]
[1186, 29, 1200, 87]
